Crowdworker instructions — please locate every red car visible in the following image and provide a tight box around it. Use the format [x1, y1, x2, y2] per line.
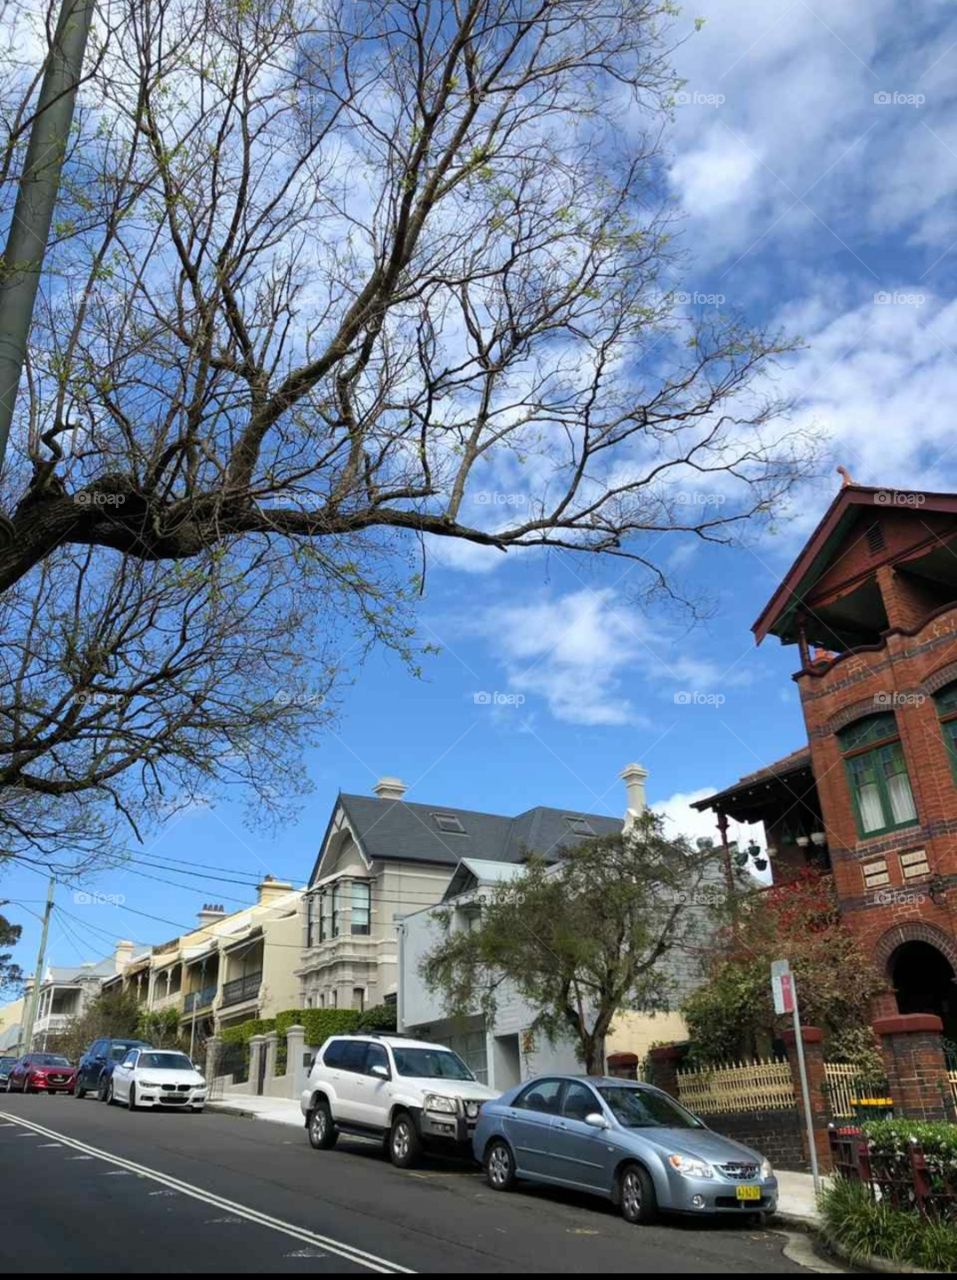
[5, 1053, 76, 1094]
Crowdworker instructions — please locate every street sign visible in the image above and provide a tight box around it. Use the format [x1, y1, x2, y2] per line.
[771, 959, 795, 1015]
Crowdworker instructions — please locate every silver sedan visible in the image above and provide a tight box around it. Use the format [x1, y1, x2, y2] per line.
[472, 1075, 778, 1224]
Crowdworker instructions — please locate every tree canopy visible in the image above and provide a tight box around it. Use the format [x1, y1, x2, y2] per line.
[421, 813, 724, 1073]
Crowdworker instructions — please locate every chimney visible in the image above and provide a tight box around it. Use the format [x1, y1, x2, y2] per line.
[620, 762, 648, 830]
[114, 939, 135, 974]
[373, 776, 407, 801]
[196, 903, 227, 929]
[256, 875, 294, 906]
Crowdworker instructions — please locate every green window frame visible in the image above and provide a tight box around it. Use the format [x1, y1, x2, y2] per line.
[935, 683, 957, 784]
[837, 712, 918, 838]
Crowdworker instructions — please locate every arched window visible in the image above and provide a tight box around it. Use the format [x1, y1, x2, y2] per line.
[838, 712, 917, 837]
[934, 682, 957, 782]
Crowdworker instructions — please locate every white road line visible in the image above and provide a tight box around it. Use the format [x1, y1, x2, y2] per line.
[0, 1111, 413, 1274]
[39, 1143, 63, 1148]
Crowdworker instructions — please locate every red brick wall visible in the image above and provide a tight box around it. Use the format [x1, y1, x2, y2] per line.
[796, 605, 957, 990]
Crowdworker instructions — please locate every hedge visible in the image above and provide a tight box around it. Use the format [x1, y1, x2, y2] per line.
[220, 1017, 275, 1046]
[356, 1003, 397, 1033]
[863, 1118, 957, 1176]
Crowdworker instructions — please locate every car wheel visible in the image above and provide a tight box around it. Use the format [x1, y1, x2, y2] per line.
[749, 1210, 769, 1228]
[127, 1083, 137, 1112]
[75, 1080, 86, 1099]
[96, 1075, 109, 1102]
[307, 1100, 337, 1150]
[619, 1162, 658, 1225]
[106, 1079, 116, 1106]
[389, 1112, 421, 1169]
[484, 1139, 517, 1192]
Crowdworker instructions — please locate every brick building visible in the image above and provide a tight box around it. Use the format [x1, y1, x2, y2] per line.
[696, 480, 957, 1041]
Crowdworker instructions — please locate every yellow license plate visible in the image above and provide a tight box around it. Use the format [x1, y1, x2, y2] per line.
[736, 1185, 761, 1201]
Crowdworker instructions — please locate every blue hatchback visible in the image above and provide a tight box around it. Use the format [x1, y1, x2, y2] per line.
[472, 1075, 777, 1224]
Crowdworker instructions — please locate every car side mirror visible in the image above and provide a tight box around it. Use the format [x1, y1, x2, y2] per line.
[584, 1112, 609, 1129]
[370, 1064, 390, 1080]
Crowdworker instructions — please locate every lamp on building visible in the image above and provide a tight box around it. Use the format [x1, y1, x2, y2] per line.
[795, 835, 810, 848]
[810, 831, 827, 847]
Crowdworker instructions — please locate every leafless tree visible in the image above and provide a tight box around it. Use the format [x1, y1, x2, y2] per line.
[0, 532, 404, 869]
[0, 0, 815, 601]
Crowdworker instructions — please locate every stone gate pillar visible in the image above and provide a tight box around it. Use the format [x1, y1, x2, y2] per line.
[873, 1014, 951, 1121]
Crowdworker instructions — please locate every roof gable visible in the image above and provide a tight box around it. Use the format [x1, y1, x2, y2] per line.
[753, 484, 957, 645]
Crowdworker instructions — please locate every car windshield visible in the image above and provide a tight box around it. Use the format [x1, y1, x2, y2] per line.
[138, 1052, 194, 1071]
[391, 1047, 475, 1081]
[31, 1055, 71, 1067]
[598, 1085, 705, 1129]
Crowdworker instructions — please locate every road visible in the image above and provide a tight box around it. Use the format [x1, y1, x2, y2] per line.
[0, 1093, 822, 1273]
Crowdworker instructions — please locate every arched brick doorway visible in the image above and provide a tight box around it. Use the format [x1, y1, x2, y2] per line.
[875, 923, 957, 1043]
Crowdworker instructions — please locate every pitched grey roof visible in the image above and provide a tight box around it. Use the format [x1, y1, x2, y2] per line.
[44, 958, 115, 985]
[315, 793, 621, 880]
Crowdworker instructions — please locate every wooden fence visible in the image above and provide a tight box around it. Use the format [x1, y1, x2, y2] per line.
[675, 1057, 795, 1114]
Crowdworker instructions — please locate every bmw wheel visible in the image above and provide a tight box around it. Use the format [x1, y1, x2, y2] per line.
[484, 1139, 516, 1192]
[96, 1074, 109, 1102]
[307, 1100, 337, 1150]
[127, 1083, 137, 1112]
[619, 1163, 657, 1225]
[388, 1112, 421, 1169]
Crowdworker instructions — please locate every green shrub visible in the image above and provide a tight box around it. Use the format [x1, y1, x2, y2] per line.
[820, 1178, 922, 1265]
[355, 1003, 397, 1033]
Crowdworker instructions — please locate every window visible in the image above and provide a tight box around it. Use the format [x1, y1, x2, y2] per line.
[391, 1047, 475, 1080]
[838, 713, 917, 837]
[432, 812, 466, 834]
[353, 987, 365, 1011]
[322, 1040, 347, 1069]
[320, 890, 330, 943]
[121, 1051, 138, 1068]
[514, 1078, 563, 1113]
[562, 1081, 600, 1122]
[306, 893, 318, 948]
[901, 848, 930, 879]
[564, 815, 595, 837]
[351, 882, 371, 936]
[366, 1043, 389, 1077]
[597, 1085, 704, 1130]
[935, 683, 957, 783]
[331, 883, 342, 938]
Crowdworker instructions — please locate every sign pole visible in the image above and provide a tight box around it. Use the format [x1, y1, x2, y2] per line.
[771, 958, 820, 1194]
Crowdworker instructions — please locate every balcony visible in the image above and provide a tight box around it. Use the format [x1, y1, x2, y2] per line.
[220, 971, 262, 1009]
[33, 1012, 72, 1034]
[183, 984, 218, 1014]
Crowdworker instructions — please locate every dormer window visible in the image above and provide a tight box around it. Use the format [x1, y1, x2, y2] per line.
[564, 815, 595, 837]
[432, 812, 466, 834]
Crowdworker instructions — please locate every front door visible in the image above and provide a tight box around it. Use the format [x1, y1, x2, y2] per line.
[547, 1081, 616, 1191]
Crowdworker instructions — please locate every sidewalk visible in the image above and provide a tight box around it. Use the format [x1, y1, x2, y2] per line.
[209, 1097, 825, 1224]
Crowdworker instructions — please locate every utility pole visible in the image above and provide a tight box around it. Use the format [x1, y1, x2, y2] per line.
[19, 874, 55, 1054]
[0, 0, 96, 532]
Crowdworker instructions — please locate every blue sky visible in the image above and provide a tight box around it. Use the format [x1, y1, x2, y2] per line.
[6, 0, 957, 976]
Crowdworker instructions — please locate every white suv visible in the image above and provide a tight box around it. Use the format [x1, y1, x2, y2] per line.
[301, 1033, 498, 1167]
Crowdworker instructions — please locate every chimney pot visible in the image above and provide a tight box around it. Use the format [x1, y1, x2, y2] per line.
[373, 776, 407, 801]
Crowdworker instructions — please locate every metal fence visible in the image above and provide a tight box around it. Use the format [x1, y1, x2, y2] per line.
[675, 1058, 796, 1115]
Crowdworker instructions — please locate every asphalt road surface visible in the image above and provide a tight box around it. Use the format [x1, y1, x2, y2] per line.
[0, 1093, 823, 1273]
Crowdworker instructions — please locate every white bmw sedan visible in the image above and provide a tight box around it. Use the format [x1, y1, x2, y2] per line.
[107, 1048, 207, 1112]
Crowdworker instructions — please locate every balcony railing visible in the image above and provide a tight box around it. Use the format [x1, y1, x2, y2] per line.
[183, 984, 218, 1013]
[220, 971, 262, 1008]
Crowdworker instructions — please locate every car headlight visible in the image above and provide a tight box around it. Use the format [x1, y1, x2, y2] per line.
[760, 1158, 773, 1180]
[140, 1080, 162, 1088]
[424, 1093, 459, 1115]
[668, 1154, 714, 1179]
